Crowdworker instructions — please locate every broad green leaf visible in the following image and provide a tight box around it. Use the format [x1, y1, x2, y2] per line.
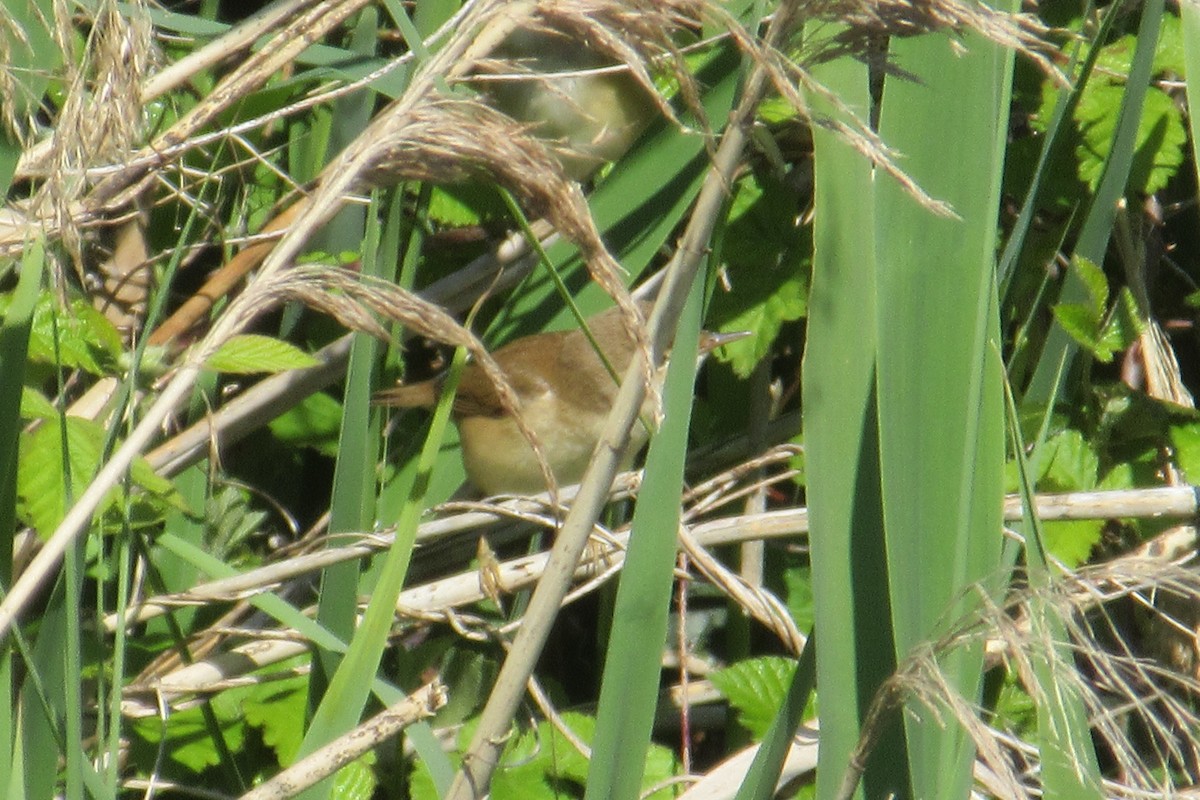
[1170, 422, 1200, 482]
[1094, 287, 1145, 359]
[710, 172, 808, 377]
[128, 689, 248, 774]
[3, 293, 126, 374]
[710, 656, 800, 739]
[268, 391, 344, 456]
[17, 416, 177, 535]
[1040, 520, 1102, 567]
[241, 671, 308, 767]
[205, 334, 321, 373]
[1072, 255, 1109, 317]
[1094, 14, 1185, 88]
[413, 713, 677, 800]
[872, 17, 1011, 797]
[426, 184, 506, 228]
[331, 755, 376, 800]
[1051, 304, 1105, 358]
[1042, 428, 1100, 490]
[1075, 83, 1186, 195]
[804, 32, 898, 800]
[781, 559, 814, 632]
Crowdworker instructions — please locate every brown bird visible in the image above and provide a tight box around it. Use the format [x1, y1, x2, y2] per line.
[373, 303, 746, 496]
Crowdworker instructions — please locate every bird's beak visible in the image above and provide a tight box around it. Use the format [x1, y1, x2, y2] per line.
[699, 328, 753, 356]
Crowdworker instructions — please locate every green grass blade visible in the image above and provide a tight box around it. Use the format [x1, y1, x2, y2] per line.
[0, 241, 44, 798]
[1002, 382, 1103, 794]
[804, 35, 905, 800]
[309, 9, 383, 704]
[998, 1, 1110, 295]
[1182, 1, 1200, 192]
[873, 21, 1012, 798]
[583, 275, 705, 800]
[294, 347, 464, 799]
[1024, 0, 1165, 403]
[312, 190, 386, 705]
[733, 632, 816, 800]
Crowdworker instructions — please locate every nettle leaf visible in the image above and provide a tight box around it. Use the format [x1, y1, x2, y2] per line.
[18, 293, 124, 374]
[17, 416, 178, 536]
[19, 386, 56, 420]
[1073, 255, 1109, 317]
[1172, 423, 1200, 484]
[331, 756, 377, 800]
[268, 390, 343, 456]
[1052, 304, 1105, 357]
[1043, 428, 1100, 491]
[1095, 287, 1146, 359]
[241, 668, 307, 766]
[1031, 428, 1106, 566]
[782, 559, 814, 631]
[412, 712, 677, 800]
[1042, 520, 1103, 568]
[1052, 256, 1142, 363]
[710, 172, 808, 377]
[1093, 16, 1185, 88]
[426, 183, 506, 228]
[205, 334, 320, 374]
[1152, 13, 1185, 76]
[129, 687, 248, 775]
[756, 95, 798, 124]
[1075, 82, 1186, 195]
[709, 655, 799, 739]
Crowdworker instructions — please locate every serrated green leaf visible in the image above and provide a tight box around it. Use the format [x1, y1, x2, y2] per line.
[23, 294, 124, 374]
[268, 391, 344, 456]
[712, 273, 806, 377]
[19, 386, 56, 420]
[331, 753, 377, 800]
[1072, 255, 1109, 316]
[426, 184, 506, 227]
[205, 334, 320, 374]
[129, 687, 249, 774]
[1153, 13, 1186, 76]
[709, 656, 799, 739]
[1041, 519, 1103, 567]
[18, 416, 104, 535]
[756, 95, 799, 124]
[1051, 303, 1105, 358]
[1086, 12, 1182, 77]
[1093, 32, 1137, 79]
[1043, 428, 1100, 491]
[1075, 82, 1186, 194]
[1094, 287, 1145, 360]
[16, 416, 180, 536]
[1170, 422, 1200, 483]
[1113, 286, 1148, 338]
[782, 559, 814, 632]
[413, 712, 677, 800]
[709, 172, 808, 377]
[243, 671, 308, 766]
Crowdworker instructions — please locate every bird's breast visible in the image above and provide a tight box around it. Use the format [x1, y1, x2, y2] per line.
[456, 388, 649, 496]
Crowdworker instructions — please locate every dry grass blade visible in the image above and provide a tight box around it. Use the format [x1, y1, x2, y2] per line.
[836, 559, 1200, 798]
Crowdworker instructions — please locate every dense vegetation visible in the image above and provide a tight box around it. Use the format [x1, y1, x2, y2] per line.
[2, 0, 1200, 798]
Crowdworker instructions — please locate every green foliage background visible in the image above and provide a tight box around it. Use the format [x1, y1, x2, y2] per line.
[2, 1, 1200, 798]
